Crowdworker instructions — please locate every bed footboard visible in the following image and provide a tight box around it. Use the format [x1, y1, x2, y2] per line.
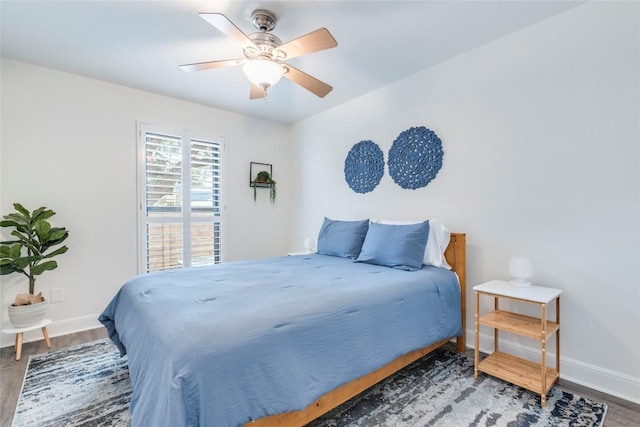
[247, 338, 451, 427]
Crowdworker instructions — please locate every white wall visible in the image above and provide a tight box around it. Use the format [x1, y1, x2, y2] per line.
[1, 0, 637, 405]
[0, 58, 292, 345]
[291, 2, 639, 402]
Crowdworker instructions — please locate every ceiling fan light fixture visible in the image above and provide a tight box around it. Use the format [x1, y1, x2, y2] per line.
[242, 59, 284, 90]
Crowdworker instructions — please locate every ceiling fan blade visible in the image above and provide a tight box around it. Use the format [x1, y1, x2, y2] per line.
[179, 59, 243, 72]
[274, 28, 337, 60]
[283, 64, 333, 98]
[249, 84, 266, 99]
[199, 13, 256, 50]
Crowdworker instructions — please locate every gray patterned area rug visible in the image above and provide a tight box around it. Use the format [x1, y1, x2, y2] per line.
[14, 339, 131, 427]
[14, 339, 607, 427]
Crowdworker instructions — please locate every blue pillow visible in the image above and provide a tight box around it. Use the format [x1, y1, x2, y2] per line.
[317, 217, 369, 259]
[356, 221, 430, 271]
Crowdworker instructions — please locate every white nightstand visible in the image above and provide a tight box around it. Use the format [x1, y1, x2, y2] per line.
[473, 280, 561, 406]
[2, 318, 52, 361]
[286, 250, 315, 256]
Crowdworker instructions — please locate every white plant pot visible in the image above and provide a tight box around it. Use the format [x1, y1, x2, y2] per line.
[8, 300, 49, 328]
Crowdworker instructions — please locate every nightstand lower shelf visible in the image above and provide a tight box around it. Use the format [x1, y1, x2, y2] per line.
[477, 351, 559, 396]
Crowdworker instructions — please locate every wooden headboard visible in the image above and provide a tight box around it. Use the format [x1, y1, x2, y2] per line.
[444, 233, 467, 352]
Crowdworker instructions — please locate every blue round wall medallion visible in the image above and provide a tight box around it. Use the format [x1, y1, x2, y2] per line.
[344, 140, 384, 194]
[388, 126, 443, 190]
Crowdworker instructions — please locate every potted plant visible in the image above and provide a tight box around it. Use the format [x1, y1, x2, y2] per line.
[252, 170, 277, 203]
[0, 203, 69, 328]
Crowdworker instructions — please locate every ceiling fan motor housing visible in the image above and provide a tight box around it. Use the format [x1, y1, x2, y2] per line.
[245, 32, 284, 60]
[251, 9, 276, 32]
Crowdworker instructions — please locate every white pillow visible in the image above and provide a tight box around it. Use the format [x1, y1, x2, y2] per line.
[371, 219, 451, 269]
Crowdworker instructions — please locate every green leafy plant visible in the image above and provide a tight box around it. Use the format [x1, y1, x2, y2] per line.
[252, 171, 276, 203]
[0, 203, 69, 295]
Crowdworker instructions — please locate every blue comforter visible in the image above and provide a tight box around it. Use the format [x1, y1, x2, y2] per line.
[99, 254, 461, 427]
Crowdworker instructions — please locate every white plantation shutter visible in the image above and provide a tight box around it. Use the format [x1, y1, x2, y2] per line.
[139, 124, 224, 273]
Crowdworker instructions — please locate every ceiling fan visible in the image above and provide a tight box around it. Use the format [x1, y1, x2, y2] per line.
[180, 9, 338, 99]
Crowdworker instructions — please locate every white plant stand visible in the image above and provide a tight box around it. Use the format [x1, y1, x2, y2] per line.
[2, 318, 52, 361]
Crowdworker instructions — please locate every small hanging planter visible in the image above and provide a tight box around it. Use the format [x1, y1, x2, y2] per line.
[249, 162, 276, 203]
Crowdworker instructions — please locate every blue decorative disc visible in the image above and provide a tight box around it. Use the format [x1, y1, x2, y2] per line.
[388, 126, 443, 190]
[344, 140, 384, 194]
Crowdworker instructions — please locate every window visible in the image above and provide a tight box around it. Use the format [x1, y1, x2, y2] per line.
[138, 124, 224, 273]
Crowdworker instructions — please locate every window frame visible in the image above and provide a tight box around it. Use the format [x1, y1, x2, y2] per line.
[136, 122, 226, 274]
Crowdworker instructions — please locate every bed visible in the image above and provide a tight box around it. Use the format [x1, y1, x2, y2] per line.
[99, 225, 466, 427]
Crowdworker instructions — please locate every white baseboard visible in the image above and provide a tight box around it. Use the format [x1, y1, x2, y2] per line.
[1, 314, 102, 348]
[472, 329, 640, 405]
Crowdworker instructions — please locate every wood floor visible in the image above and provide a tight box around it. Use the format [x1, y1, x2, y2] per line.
[1, 329, 638, 427]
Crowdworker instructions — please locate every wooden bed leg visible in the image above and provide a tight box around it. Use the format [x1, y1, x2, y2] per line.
[456, 335, 466, 352]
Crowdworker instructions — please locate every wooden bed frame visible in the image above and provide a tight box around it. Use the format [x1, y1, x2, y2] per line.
[247, 233, 467, 427]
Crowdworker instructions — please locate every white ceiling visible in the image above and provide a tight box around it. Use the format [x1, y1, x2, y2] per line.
[1, 1, 582, 125]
